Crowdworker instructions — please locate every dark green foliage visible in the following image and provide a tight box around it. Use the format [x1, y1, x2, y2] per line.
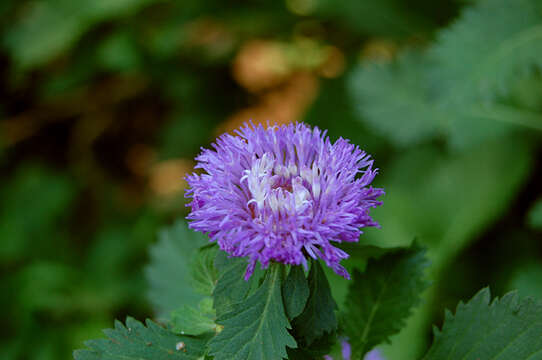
[350, 50, 538, 150]
[292, 261, 338, 346]
[349, 0, 542, 150]
[282, 266, 310, 320]
[342, 244, 430, 357]
[286, 333, 336, 360]
[144, 222, 209, 319]
[313, 0, 434, 37]
[212, 252, 254, 318]
[208, 264, 297, 360]
[430, 0, 542, 104]
[365, 136, 533, 252]
[190, 245, 219, 297]
[74, 317, 210, 360]
[349, 51, 445, 147]
[0, 166, 76, 261]
[3, 0, 155, 69]
[1, 0, 541, 358]
[423, 288, 542, 359]
[509, 263, 542, 299]
[528, 198, 542, 230]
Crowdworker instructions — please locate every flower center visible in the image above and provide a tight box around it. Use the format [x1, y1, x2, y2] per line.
[241, 152, 315, 217]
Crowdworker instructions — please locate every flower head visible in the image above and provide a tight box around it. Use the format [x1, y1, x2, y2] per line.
[185, 122, 383, 279]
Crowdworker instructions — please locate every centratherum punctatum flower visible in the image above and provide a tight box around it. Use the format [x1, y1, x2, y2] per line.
[185, 122, 384, 279]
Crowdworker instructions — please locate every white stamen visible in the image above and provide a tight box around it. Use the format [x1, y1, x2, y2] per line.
[244, 153, 320, 216]
[292, 177, 311, 212]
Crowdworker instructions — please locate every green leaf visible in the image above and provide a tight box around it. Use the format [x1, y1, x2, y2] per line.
[305, 76, 387, 157]
[208, 264, 297, 360]
[349, 0, 542, 150]
[286, 333, 336, 360]
[349, 51, 445, 147]
[3, 0, 156, 69]
[349, 52, 540, 150]
[527, 198, 542, 230]
[430, 0, 542, 104]
[73, 317, 209, 360]
[190, 245, 219, 297]
[97, 31, 141, 72]
[292, 261, 338, 346]
[342, 243, 430, 357]
[144, 221, 209, 319]
[282, 266, 310, 320]
[159, 114, 217, 159]
[212, 252, 253, 318]
[423, 288, 542, 360]
[363, 136, 533, 252]
[509, 263, 542, 299]
[0, 165, 76, 261]
[170, 299, 216, 336]
[313, 0, 433, 38]
[373, 137, 533, 359]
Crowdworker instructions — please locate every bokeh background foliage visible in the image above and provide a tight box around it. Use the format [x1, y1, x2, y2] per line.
[1, 0, 541, 359]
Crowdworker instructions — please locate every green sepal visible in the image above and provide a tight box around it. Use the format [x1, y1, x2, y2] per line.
[282, 265, 310, 320]
[292, 260, 338, 346]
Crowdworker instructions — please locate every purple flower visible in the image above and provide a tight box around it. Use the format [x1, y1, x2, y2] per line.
[341, 339, 352, 360]
[185, 122, 383, 279]
[325, 340, 384, 360]
[364, 349, 385, 360]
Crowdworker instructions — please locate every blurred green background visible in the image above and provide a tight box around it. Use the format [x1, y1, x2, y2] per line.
[0, 0, 541, 359]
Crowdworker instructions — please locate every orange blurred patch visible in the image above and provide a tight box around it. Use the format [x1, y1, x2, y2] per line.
[149, 158, 194, 197]
[220, 72, 319, 134]
[184, 18, 235, 59]
[318, 46, 346, 78]
[360, 39, 398, 62]
[232, 40, 290, 93]
[125, 144, 156, 177]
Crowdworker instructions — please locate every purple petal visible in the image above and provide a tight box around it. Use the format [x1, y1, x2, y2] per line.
[185, 122, 384, 278]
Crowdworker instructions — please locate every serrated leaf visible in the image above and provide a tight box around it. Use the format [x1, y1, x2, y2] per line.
[282, 266, 310, 320]
[342, 243, 430, 357]
[144, 221, 209, 319]
[349, 52, 539, 150]
[73, 317, 209, 360]
[170, 301, 216, 336]
[190, 245, 219, 296]
[208, 264, 297, 360]
[212, 251, 253, 318]
[423, 288, 542, 360]
[349, 52, 445, 146]
[350, 0, 542, 151]
[370, 137, 533, 359]
[430, 0, 542, 104]
[292, 261, 338, 346]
